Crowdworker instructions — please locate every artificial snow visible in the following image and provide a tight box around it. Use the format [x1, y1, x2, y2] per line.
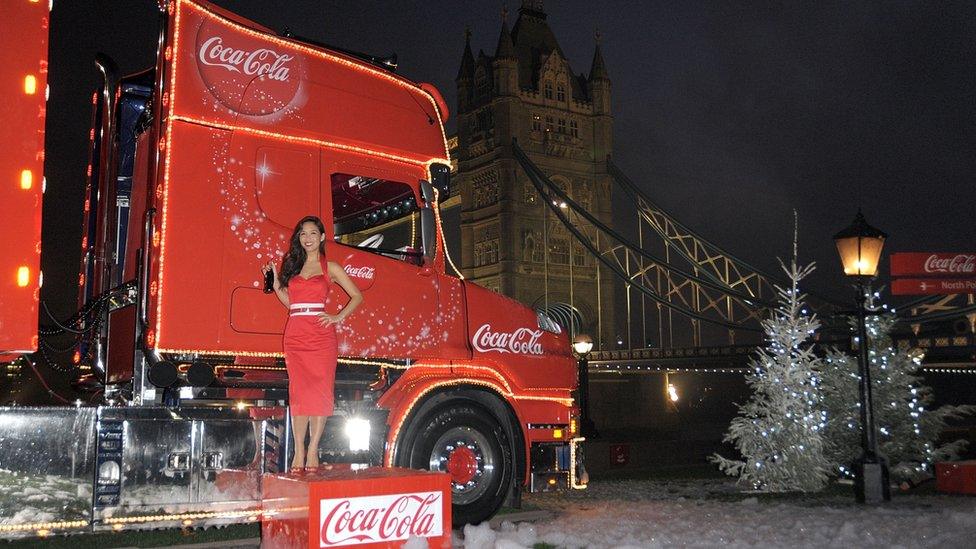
[457, 478, 976, 548]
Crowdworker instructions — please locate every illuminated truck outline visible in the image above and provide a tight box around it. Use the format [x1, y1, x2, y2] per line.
[64, 0, 585, 527]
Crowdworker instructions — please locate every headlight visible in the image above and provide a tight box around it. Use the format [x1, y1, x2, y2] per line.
[537, 311, 562, 334]
[98, 460, 120, 485]
[345, 417, 371, 452]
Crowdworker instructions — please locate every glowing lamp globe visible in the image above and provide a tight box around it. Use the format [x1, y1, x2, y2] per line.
[572, 334, 593, 355]
[833, 210, 887, 277]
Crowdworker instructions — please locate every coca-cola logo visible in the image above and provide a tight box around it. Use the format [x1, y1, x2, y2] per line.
[319, 491, 442, 547]
[340, 261, 375, 291]
[194, 19, 302, 116]
[344, 265, 375, 281]
[472, 324, 544, 355]
[924, 254, 975, 275]
[199, 37, 293, 80]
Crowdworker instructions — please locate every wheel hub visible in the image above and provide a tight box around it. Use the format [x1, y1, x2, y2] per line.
[429, 426, 496, 506]
[446, 445, 478, 484]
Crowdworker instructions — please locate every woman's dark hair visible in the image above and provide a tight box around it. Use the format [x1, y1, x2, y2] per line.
[279, 215, 327, 288]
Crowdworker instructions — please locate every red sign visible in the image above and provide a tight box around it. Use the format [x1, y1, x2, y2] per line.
[262, 466, 451, 549]
[892, 278, 976, 296]
[891, 253, 976, 277]
[610, 444, 630, 467]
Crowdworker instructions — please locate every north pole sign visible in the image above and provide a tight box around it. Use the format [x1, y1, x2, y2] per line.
[891, 253, 976, 295]
[892, 278, 976, 295]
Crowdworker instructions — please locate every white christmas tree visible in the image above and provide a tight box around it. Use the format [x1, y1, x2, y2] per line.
[820, 308, 975, 482]
[711, 247, 831, 492]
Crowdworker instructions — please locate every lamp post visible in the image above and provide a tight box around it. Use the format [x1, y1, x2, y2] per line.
[833, 209, 891, 503]
[572, 334, 598, 438]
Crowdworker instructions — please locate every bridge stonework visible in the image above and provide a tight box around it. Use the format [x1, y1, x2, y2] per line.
[452, 2, 617, 345]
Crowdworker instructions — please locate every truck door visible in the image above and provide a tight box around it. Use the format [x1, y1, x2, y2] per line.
[325, 164, 445, 360]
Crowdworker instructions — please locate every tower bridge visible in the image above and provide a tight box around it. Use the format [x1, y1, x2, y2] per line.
[449, 1, 975, 375]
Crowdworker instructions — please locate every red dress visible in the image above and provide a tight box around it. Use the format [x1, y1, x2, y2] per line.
[283, 259, 337, 416]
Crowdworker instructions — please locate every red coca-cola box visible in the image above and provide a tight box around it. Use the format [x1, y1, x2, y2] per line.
[262, 465, 452, 548]
[935, 461, 976, 495]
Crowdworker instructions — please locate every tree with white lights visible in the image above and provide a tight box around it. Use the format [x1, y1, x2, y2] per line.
[711, 247, 831, 492]
[820, 310, 975, 483]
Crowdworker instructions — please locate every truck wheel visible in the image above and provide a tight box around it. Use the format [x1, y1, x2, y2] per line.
[400, 402, 513, 527]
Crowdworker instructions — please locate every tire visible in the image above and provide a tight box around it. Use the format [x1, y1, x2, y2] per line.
[399, 401, 514, 527]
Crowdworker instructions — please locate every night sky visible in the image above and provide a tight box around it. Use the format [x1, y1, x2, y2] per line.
[42, 0, 976, 320]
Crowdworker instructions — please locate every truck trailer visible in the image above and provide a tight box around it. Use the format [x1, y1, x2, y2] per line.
[0, 0, 585, 539]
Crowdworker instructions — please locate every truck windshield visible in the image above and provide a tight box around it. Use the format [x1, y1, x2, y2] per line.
[331, 173, 423, 265]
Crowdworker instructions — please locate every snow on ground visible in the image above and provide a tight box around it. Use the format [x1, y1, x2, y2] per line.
[459, 478, 976, 548]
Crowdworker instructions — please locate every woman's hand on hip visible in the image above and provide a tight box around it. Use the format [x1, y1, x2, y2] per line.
[317, 313, 341, 326]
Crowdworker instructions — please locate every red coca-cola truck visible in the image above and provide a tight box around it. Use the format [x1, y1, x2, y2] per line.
[0, 0, 584, 537]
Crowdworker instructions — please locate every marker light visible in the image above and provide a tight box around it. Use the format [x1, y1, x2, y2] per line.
[24, 75, 37, 95]
[17, 266, 30, 287]
[20, 169, 32, 190]
[553, 429, 564, 439]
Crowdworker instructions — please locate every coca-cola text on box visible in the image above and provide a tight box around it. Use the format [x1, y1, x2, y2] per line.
[319, 491, 443, 547]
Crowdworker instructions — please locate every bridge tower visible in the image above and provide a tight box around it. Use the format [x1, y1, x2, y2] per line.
[455, 1, 616, 345]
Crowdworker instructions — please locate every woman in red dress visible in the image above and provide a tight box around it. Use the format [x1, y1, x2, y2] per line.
[262, 216, 363, 470]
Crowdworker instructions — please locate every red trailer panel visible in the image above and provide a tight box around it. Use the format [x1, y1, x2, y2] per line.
[0, 0, 48, 357]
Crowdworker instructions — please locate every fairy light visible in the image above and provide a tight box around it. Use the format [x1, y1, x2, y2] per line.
[0, 520, 88, 533]
[410, 212, 417, 248]
[569, 437, 587, 489]
[432, 187, 463, 279]
[169, 115, 448, 169]
[103, 508, 261, 525]
[154, 0, 184, 347]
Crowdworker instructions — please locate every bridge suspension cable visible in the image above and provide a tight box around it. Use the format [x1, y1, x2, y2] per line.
[607, 159, 844, 312]
[513, 141, 769, 337]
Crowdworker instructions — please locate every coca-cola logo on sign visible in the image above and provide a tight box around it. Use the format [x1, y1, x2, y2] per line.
[924, 254, 975, 275]
[319, 491, 443, 547]
[472, 324, 544, 355]
[194, 19, 302, 116]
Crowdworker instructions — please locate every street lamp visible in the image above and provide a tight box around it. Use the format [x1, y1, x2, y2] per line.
[833, 209, 891, 503]
[572, 334, 598, 438]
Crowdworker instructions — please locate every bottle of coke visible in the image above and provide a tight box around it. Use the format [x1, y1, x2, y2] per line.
[263, 268, 275, 294]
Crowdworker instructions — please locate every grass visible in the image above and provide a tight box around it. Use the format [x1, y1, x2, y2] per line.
[0, 524, 260, 549]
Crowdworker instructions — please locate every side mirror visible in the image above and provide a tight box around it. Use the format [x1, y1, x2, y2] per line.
[419, 179, 436, 206]
[430, 163, 450, 198]
[420, 207, 437, 261]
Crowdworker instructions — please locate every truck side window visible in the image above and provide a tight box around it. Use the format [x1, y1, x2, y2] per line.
[331, 173, 424, 265]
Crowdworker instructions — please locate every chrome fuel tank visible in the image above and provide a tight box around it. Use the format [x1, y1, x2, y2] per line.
[0, 407, 97, 538]
[92, 406, 286, 531]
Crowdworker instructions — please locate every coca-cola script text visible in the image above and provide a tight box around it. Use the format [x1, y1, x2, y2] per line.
[472, 324, 544, 355]
[319, 491, 442, 547]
